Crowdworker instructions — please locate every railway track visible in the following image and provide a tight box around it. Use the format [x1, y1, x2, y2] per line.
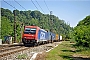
[0, 46, 25, 53]
[0, 43, 59, 60]
[0, 44, 30, 58]
[0, 42, 61, 60]
[0, 43, 50, 58]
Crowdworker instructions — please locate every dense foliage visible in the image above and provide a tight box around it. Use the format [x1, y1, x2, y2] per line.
[74, 15, 90, 47]
[1, 8, 72, 42]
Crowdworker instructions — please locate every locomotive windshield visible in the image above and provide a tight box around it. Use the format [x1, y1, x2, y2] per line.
[24, 28, 36, 34]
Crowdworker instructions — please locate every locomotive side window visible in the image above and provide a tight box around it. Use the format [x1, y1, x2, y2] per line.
[24, 28, 36, 34]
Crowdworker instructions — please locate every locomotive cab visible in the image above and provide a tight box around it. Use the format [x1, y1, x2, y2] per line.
[24, 28, 36, 39]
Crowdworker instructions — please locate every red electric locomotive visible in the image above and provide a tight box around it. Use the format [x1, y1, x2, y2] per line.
[22, 26, 39, 46]
[22, 26, 48, 46]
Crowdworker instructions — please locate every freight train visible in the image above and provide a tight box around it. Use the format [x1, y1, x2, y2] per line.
[22, 26, 62, 46]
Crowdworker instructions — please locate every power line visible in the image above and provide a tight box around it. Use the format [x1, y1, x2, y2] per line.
[35, 0, 45, 13]
[44, 0, 50, 12]
[14, 0, 27, 11]
[3, 0, 17, 10]
[31, 0, 38, 10]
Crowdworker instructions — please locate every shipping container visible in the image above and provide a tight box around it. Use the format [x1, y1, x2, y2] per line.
[38, 29, 48, 42]
[55, 34, 59, 41]
[60, 35, 62, 40]
[50, 32, 56, 41]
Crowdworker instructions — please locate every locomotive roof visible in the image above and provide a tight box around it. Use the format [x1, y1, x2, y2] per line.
[25, 26, 40, 29]
[25, 26, 47, 32]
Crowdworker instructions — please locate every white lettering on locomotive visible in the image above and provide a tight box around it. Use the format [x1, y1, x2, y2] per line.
[40, 32, 45, 39]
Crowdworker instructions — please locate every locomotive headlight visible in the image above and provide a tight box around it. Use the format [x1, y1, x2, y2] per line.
[24, 37, 26, 38]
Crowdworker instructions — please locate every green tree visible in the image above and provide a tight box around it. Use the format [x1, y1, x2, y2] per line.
[74, 15, 90, 47]
[1, 16, 13, 40]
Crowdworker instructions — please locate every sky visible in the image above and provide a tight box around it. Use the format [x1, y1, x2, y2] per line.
[1, 0, 90, 27]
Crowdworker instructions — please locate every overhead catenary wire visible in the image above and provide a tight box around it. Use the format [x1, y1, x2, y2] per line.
[35, 0, 45, 13]
[31, 0, 38, 10]
[44, 0, 50, 12]
[3, 0, 17, 10]
[14, 0, 27, 11]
